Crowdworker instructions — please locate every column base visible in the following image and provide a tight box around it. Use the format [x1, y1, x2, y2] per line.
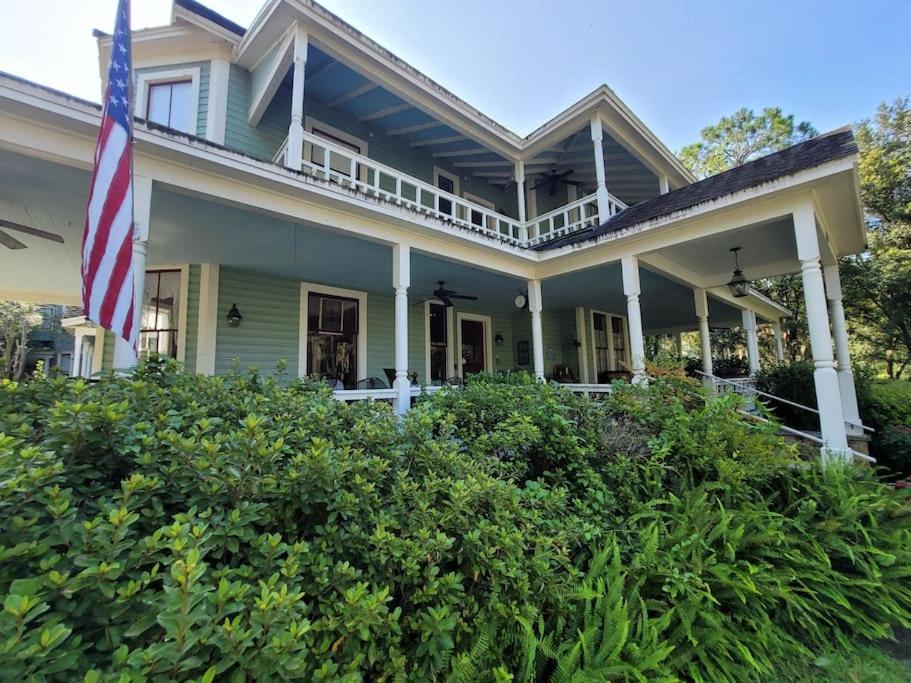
[394, 375, 410, 416]
[813, 366, 849, 454]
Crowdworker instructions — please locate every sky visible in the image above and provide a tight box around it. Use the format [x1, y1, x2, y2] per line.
[0, 0, 908, 151]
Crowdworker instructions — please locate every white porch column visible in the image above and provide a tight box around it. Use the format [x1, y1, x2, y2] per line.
[694, 288, 713, 382]
[794, 205, 849, 458]
[772, 321, 785, 362]
[824, 264, 862, 435]
[589, 115, 611, 218]
[195, 263, 220, 375]
[575, 306, 590, 383]
[285, 29, 308, 171]
[70, 331, 83, 378]
[113, 175, 152, 372]
[528, 279, 545, 380]
[515, 160, 527, 243]
[393, 244, 411, 414]
[742, 309, 761, 376]
[621, 256, 646, 383]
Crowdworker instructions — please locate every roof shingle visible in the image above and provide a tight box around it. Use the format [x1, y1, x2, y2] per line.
[536, 127, 857, 250]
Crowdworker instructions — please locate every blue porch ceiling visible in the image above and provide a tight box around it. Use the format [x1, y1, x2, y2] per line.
[301, 45, 511, 175]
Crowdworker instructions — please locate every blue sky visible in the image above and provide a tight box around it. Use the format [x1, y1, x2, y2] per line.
[1, 0, 907, 151]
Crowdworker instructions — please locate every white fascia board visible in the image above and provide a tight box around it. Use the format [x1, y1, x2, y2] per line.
[248, 27, 295, 126]
[171, 5, 243, 45]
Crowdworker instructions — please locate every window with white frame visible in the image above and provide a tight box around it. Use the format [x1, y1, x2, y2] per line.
[140, 269, 182, 359]
[433, 167, 460, 216]
[136, 67, 200, 135]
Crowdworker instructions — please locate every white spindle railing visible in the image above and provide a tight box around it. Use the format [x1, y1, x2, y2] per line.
[278, 133, 525, 245]
[274, 135, 628, 248]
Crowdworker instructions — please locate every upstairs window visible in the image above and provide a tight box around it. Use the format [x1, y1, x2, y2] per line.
[136, 67, 200, 135]
[146, 80, 192, 132]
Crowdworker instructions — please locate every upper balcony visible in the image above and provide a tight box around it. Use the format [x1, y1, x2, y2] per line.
[121, 0, 690, 250]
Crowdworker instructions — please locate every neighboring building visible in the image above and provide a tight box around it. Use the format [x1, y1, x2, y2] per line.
[0, 0, 867, 457]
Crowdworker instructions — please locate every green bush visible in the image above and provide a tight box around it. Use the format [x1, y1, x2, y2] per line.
[754, 361, 819, 431]
[859, 379, 911, 473]
[0, 364, 909, 680]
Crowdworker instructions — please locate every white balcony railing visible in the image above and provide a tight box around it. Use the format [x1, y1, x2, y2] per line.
[278, 133, 525, 245]
[526, 192, 625, 246]
[275, 133, 627, 248]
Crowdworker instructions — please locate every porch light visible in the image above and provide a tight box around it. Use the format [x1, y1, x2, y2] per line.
[495, 331, 504, 345]
[727, 247, 750, 298]
[226, 303, 243, 327]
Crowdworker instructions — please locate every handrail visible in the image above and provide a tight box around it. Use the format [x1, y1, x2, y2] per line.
[526, 193, 600, 245]
[696, 370, 873, 434]
[299, 131, 525, 245]
[274, 134, 629, 248]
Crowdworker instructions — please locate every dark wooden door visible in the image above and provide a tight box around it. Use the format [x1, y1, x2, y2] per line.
[460, 319, 485, 377]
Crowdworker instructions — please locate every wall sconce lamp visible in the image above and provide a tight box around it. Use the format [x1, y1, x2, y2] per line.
[226, 303, 243, 327]
[495, 331, 504, 345]
[572, 338, 582, 348]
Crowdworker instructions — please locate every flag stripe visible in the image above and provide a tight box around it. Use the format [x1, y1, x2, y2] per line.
[82, 0, 137, 350]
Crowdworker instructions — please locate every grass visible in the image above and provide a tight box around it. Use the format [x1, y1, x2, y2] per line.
[772, 644, 910, 682]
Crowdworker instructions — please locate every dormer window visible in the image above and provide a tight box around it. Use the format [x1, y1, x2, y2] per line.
[135, 67, 201, 135]
[147, 80, 192, 132]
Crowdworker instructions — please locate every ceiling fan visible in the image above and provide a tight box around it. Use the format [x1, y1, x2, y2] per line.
[414, 281, 479, 308]
[0, 218, 65, 250]
[529, 168, 585, 196]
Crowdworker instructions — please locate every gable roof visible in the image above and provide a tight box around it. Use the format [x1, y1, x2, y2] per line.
[173, 0, 245, 36]
[536, 127, 858, 250]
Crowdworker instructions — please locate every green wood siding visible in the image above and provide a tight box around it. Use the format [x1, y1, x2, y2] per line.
[559, 309, 581, 380]
[510, 309, 569, 378]
[135, 61, 210, 137]
[225, 65, 290, 160]
[183, 265, 201, 373]
[214, 268, 299, 377]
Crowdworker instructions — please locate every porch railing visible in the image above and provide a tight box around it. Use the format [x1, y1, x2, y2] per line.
[526, 192, 626, 247]
[277, 133, 525, 245]
[332, 384, 443, 402]
[274, 134, 627, 248]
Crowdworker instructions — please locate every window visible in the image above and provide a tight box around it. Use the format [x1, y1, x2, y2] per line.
[611, 317, 627, 370]
[428, 303, 448, 384]
[434, 168, 460, 217]
[464, 191, 496, 229]
[307, 292, 359, 389]
[140, 269, 182, 359]
[146, 80, 192, 132]
[311, 127, 363, 178]
[592, 312, 610, 382]
[136, 67, 200, 134]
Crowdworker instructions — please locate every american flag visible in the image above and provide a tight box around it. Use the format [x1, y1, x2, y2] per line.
[82, 0, 136, 348]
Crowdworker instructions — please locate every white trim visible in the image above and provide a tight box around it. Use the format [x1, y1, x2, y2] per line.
[433, 167, 461, 197]
[206, 58, 230, 145]
[196, 263, 219, 375]
[141, 263, 190, 363]
[305, 117, 368, 156]
[575, 306, 589, 383]
[423, 300, 455, 385]
[305, 117, 369, 181]
[299, 282, 368, 381]
[135, 67, 201, 136]
[93, 327, 106, 374]
[463, 191, 495, 210]
[456, 312, 493, 378]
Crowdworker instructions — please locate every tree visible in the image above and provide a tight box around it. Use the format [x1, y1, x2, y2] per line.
[679, 107, 819, 361]
[0, 301, 43, 381]
[841, 98, 911, 378]
[679, 107, 817, 179]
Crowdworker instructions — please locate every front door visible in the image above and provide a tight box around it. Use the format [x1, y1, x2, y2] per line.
[460, 318, 486, 378]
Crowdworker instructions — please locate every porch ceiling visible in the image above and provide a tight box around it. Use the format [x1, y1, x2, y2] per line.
[526, 128, 659, 206]
[542, 262, 744, 332]
[300, 45, 515, 187]
[651, 216, 800, 287]
[0, 150, 87, 303]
